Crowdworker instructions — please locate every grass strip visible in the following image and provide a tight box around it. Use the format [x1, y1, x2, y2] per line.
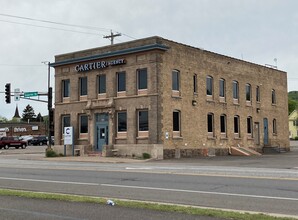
[0, 188, 295, 220]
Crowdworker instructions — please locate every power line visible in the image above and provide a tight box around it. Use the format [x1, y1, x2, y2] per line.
[0, 19, 102, 36]
[0, 13, 136, 40]
[0, 13, 110, 32]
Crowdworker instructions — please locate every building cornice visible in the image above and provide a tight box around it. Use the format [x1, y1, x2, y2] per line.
[50, 43, 169, 67]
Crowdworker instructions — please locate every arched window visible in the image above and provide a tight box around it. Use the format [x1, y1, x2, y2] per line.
[234, 115, 240, 138]
[220, 114, 227, 138]
[219, 78, 225, 101]
[247, 116, 253, 137]
[273, 119, 277, 134]
[245, 83, 251, 101]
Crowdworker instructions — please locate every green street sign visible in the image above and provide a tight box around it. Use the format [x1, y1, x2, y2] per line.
[24, 92, 38, 98]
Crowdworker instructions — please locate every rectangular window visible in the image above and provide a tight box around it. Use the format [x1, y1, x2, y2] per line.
[62, 79, 70, 98]
[98, 75, 106, 94]
[256, 86, 260, 102]
[193, 74, 197, 93]
[207, 113, 214, 133]
[117, 112, 127, 132]
[137, 69, 147, 90]
[219, 79, 225, 98]
[247, 117, 252, 135]
[62, 115, 70, 134]
[117, 72, 126, 92]
[79, 77, 87, 96]
[80, 115, 88, 134]
[172, 70, 180, 91]
[246, 84, 251, 101]
[273, 119, 277, 134]
[138, 110, 148, 131]
[206, 76, 213, 96]
[234, 116, 240, 138]
[220, 115, 226, 133]
[233, 81, 239, 99]
[272, 89, 276, 104]
[173, 111, 180, 132]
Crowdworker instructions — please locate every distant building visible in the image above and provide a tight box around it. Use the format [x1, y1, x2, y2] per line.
[51, 36, 289, 158]
[289, 110, 298, 139]
[12, 105, 21, 122]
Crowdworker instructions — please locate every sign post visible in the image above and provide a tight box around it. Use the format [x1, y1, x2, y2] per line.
[64, 127, 74, 156]
[14, 88, 20, 101]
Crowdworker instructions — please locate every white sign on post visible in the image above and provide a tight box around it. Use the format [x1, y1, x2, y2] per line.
[14, 88, 20, 101]
[64, 127, 73, 145]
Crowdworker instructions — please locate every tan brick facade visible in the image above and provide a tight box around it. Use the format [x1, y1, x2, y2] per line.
[51, 36, 289, 158]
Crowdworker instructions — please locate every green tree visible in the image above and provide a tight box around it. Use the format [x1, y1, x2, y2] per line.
[22, 104, 36, 122]
[289, 99, 298, 115]
[0, 116, 8, 122]
[36, 112, 44, 122]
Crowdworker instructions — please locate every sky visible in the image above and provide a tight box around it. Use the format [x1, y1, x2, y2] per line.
[0, 0, 297, 120]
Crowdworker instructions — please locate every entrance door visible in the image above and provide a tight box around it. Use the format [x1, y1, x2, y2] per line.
[95, 113, 109, 152]
[253, 122, 260, 145]
[263, 118, 268, 145]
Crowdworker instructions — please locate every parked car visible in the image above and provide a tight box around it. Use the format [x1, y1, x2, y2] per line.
[20, 135, 34, 145]
[0, 136, 27, 149]
[31, 135, 48, 146]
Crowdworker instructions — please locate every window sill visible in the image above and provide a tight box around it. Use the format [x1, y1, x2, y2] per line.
[273, 133, 277, 136]
[207, 136, 216, 140]
[234, 137, 241, 140]
[220, 137, 228, 140]
[136, 137, 148, 140]
[173, 136, 183, 140]
[115, 137, 127, 140]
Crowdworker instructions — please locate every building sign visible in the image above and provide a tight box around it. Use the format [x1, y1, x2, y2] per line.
[14, 127, 27, 133]
[75, 58, 126, 72]
[64, 126, 73, 145]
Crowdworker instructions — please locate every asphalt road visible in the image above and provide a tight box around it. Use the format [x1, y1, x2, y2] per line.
[0, 142, 297, 218]
[0, 195, 222, 220]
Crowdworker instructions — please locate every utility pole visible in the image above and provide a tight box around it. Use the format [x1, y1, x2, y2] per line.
[103, 30, 121, 45]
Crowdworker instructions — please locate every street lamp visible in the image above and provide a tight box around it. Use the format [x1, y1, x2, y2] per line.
[42, 61, 52, 150]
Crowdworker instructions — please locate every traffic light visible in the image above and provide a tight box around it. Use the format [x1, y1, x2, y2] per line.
[5, 83, 11, 104]
[48, 87, 52, 110]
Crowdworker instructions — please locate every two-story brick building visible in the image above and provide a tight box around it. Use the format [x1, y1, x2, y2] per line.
[50, 36, 289, 158]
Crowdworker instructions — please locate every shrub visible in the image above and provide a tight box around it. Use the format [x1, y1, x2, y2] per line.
[142, 153, 151, 159]
[295, 136, 298, 140]
[46, 149, 58, 157]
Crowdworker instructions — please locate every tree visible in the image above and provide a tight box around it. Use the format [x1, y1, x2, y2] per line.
[0, 116, 8, 122]
[22, 104, 36, 122]
[289, 99, 298, 115]
[36, 112, 44, 122]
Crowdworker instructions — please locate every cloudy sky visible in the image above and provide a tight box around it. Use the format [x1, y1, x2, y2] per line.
[0, 0, 297, 119]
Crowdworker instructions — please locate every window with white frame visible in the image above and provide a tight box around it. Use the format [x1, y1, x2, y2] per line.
[206, 76, 213, 96]
[246, 83, 251, 102]
[233, 80, 239, 102]
[219, 78, 225, 101]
